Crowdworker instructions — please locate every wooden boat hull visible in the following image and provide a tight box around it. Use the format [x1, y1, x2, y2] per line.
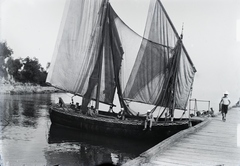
[49, 106, 190, 141]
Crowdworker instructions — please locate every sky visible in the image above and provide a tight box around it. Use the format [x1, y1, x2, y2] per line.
[1, 0, 240, 111]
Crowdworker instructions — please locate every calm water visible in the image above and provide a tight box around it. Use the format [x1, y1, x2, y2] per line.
[0, 93, 158, 166]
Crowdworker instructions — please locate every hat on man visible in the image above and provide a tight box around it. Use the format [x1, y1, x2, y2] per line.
[224, 91, 229, 95]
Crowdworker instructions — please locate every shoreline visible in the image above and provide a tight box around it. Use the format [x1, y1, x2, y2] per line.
[0, 83, 62, 95]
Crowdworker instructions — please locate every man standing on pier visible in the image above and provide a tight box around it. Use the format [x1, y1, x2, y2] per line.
[219, 91, 231, 122]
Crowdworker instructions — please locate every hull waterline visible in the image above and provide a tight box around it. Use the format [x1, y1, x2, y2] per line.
[49, 106, 191, 141]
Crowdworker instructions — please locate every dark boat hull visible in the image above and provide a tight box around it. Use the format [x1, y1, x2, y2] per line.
[49, 106, 190, 141]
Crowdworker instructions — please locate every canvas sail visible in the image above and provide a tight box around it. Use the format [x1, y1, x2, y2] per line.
[46, 0, 104, 95]
[47, 0, 196, 113]
[122, 0, 196, 110]
[47, 0, 124, 107]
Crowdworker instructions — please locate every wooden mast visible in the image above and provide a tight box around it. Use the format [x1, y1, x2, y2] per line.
[95, 0, 109, 112]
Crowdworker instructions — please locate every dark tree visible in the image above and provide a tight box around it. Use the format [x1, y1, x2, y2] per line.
[20, 57, 41, 83]
[0, 42, 13, 79]
[38, 67, 48, 86]
[16, 57, 46, 85]
[6, 57, 23, 81]
[0, 41, 48, 85]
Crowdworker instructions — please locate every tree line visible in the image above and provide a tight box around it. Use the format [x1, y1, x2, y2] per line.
[0, 41, 49, 86]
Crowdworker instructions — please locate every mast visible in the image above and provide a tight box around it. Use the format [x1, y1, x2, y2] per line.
[171, 39, 182, 120]
[95, 0, 109, 112]
[107, 4, 124, 110]
[95, 44, 104, 112]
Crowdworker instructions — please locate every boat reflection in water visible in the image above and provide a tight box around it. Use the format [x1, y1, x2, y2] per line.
[47, 124, 160, 165]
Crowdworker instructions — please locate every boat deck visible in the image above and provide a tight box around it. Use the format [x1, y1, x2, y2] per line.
[123, 107, 240, 166]
[52, 105, 189, 126]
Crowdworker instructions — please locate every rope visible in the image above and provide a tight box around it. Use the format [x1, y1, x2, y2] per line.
[180, 109, 187, 120]
[1, 118, 10, 131]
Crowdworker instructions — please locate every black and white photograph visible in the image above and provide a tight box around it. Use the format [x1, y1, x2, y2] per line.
[0, 0, 240, 165]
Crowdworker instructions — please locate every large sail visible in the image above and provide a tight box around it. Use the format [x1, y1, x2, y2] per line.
[81, 2, 125, 110]
[46, 0, 104, 94]
[122, 0, 196, 110]
[47, 0, 123, 107]
[47, 0, 196, 112]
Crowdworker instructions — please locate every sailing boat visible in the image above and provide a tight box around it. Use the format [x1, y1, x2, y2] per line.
[46, 0, 196, 140]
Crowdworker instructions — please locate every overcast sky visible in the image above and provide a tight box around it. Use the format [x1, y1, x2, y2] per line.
[1, 0, 240, 110]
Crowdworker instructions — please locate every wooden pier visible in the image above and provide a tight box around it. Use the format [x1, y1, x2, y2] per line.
[123, 107, 240, 166]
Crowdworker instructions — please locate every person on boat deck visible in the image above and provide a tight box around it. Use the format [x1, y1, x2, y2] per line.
[58, 97, 64, 107]
[70, 98, 75, 108]
[209, 107, 214, 117]
[219, 91, 231, 122]
[169, 108, 174, 122]
[143, 110, 154, 131]
[87, 106, 96, 117]
[137, 112, 140, 117]
[108, 104, 114, 113]
[75, 102, 81, 111]
[117, 107, 125, 120]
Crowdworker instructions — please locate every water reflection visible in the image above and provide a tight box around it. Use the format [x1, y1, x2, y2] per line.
[0, 94, 52, 128]
[46, 124, 157, 165]
[45, 142, 114, 166]
[0, 93, 160, 165]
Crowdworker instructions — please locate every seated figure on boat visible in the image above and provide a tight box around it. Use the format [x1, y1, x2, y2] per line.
[75, 102, 81, 112]
[209, 108, 214, 117]
[70, 98, 75, 109]
[117, 107, 125, 120]
[108, 104, 114, 113]
[143, 110, 154, 131]
[137, 112, 140, 116]
[87, 106, 96, 117]
[70, 103, 75, 109]
[58, 97, 64, 107]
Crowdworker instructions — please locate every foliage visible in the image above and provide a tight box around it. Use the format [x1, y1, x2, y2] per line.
[0, 42, 13, 59]
[21, 57, 41, 83]
[17, 57, 48, 85]
[7, 57, 23, 81]
[0, 42, 13, 78]
[0, 41, 48, 86]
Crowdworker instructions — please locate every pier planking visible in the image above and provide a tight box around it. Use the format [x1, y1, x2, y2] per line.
[123, 107, 240, 166]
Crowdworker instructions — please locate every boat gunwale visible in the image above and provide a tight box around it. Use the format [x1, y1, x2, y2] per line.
[50, 105, 189, 127]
